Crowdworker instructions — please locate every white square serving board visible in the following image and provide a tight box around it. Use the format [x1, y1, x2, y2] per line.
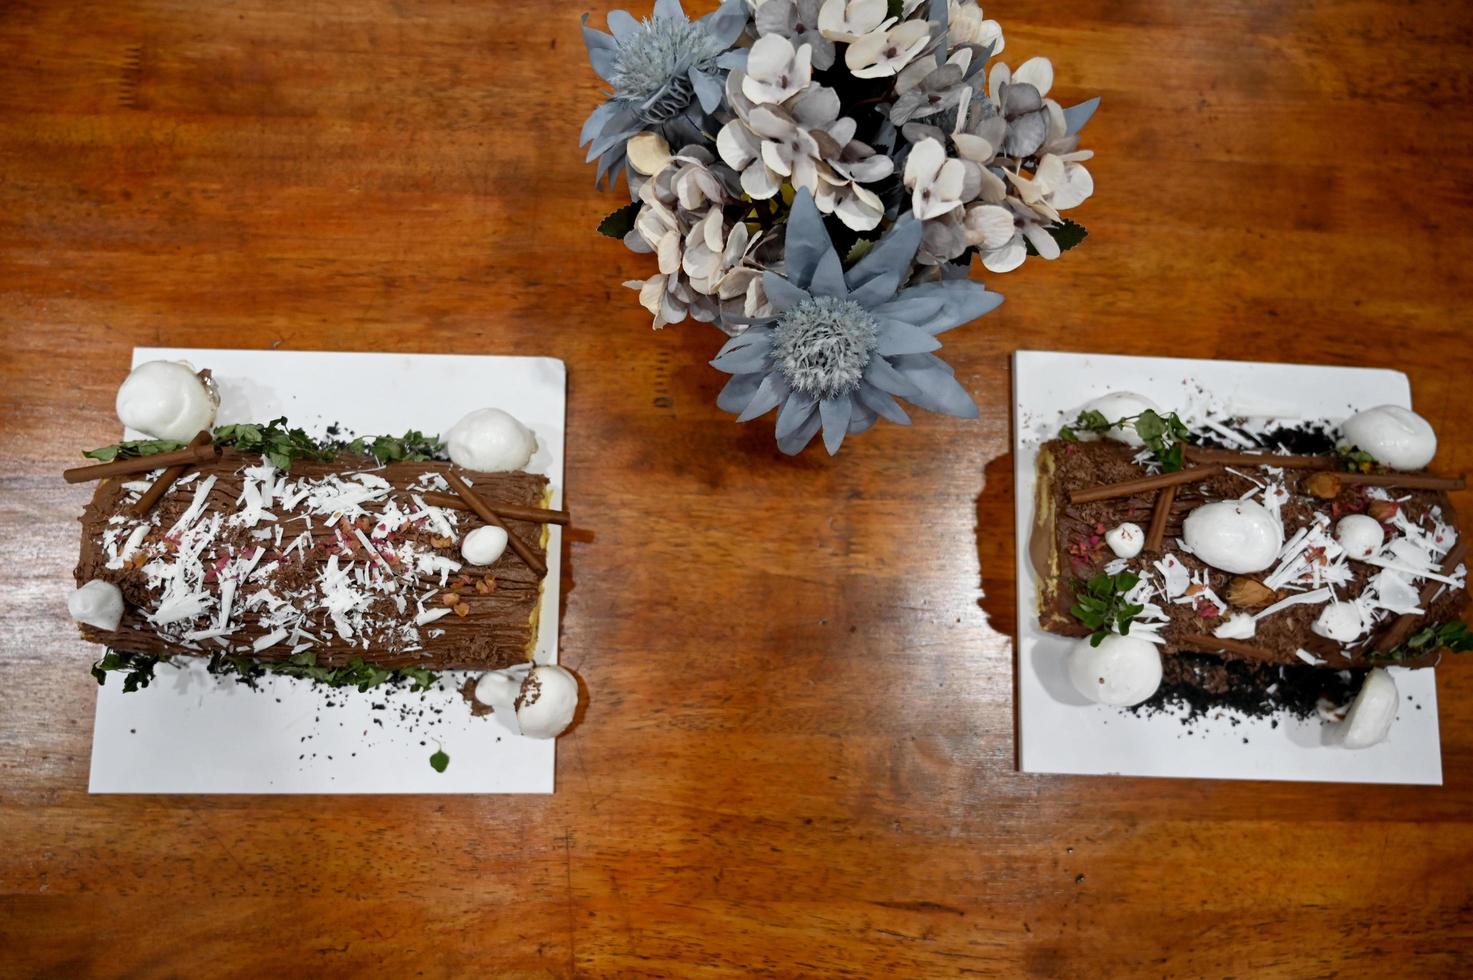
[88, 348, 566, 794]
[1012, 350, 1443, 784]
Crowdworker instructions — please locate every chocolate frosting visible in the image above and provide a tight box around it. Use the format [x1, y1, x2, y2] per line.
[1030, 440, 1466, 668]
[73, 450, 549, 670]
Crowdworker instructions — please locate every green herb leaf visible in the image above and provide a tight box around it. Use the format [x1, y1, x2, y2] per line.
[90, 650, 161, 691]
[597, 202, 641, 239]
[1070, 571, 1148, 647]
[344, 430, 445, 464]
[1056, 408, 1193, 473]
[401, 666, 435, 692]
[1375, 620, 1473, 662]
[82, 438, 188, 462]
[1336, 445, 1377, 472]
[429, 748, 450, 773]
[1134, 410, 1165, 446]
[214, 417, 336, 472]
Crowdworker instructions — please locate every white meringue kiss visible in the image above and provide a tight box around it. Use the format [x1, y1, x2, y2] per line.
[1182, 499, 1283, 574]
[515, 664, 580, 739]
[1105, 522, 1144, 559]
[445, 408, 537, 472]
[115, 360, 219, 441]
[1340, 405, 1436, 470]
[1066, 633, 1162, 707]
[1335, 514, 1385, 561]
[1341, 668, 1398, 749]
[461, 525, 509, 566]
[68, 579, 124, 631]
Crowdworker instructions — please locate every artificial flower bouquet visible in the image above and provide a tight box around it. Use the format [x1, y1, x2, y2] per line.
[581, 0, 1098, 454]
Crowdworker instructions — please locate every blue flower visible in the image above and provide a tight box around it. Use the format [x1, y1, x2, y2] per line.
[710, 188, 1003, 455]
[580, 0, 749, 193]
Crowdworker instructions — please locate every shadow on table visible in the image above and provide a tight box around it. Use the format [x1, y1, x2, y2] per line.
[976, 449, 1016, 642]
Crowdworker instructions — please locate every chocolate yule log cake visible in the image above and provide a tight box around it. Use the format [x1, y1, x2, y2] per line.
[74, 451, 550, 670]
[1033, 393, 1471, 748]
[67, 358, 583, 740]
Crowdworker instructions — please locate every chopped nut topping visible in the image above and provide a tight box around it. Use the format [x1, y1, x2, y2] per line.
[430, 535, 453, 549]
[1227, 576, 1276, 609]
[1368, 500, 1400, 523]
[1303, 472, 1342, 499]
[439, 592, 460, 607]
[453, 602, 470, 617]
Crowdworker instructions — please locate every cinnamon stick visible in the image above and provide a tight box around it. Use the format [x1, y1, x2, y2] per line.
[421, 492, 569, 527]
[1373, 539, 1469, 653]
[1176, 634, 1284, 663]
[1144, 485, 1177, 554]
[1069, 466, 1224, 505]
[1184, 448, 1337, 470]
[1312, 471, 1466, 494]
[443, 471, 547, 578]
[64, 434, 219, 484]
[130, 432, 213, 517]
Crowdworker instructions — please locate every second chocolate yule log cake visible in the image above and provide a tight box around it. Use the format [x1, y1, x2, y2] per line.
[1033, 394, 1470, 746]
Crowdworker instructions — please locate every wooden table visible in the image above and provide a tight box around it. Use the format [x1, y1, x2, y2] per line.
[3, 1, 1472, 975]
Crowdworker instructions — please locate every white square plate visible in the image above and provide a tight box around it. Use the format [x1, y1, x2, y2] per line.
[88, 348, 566, 794]
[1012, 350, 1443, 784]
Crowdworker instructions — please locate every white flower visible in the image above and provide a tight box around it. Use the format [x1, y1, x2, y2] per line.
[816, 178, 885, 231]
[971, 199, 1057, 273]
[947, 1, 1003, 52]
[817, 0, 891, 43]
[844, 19, 930, 78]
[717, 113, 781, 198]
[962, 202, 1014, 252]
[717, 72, 893, 230]
[625, 131, 673, 176]
[669, 153, 728, 210]
[742, 33, 813, 105]
[719, 74, 845, 201]
[903, 137, 966, 220]
[1004, 150, 1095, 220]
[683, 210, 765, 307]
[1034, 151, 1094, 211]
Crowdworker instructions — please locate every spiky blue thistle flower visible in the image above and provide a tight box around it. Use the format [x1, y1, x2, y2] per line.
[710, 188, 1004, 456]
[581, 0, 749, 193]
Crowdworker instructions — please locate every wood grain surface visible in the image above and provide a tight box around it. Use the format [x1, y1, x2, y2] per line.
[3, 0, 1473, 976]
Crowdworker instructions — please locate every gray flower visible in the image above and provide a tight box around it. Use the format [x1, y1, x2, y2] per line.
[754, 0, 834, 70]
[889, 62, 967, 126]
[709, 188, 1002, 455]
[997, 79, 1048, 157]
[580, 0, 749, 193]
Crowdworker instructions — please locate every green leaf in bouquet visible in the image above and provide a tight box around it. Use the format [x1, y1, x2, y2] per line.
[597, 202, 641, 239]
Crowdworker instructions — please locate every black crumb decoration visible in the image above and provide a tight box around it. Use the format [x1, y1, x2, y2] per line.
[1132, 654, 1362, 725]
